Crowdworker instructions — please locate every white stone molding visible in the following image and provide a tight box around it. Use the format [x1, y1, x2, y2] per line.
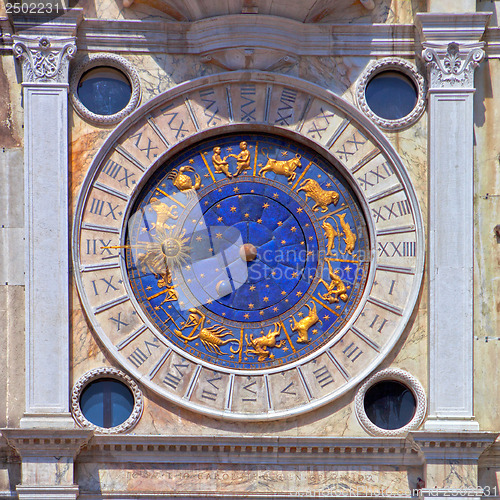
[200, 48, 298, 71]
[12, 35, 76, 429]
[422, 42, 485, 90]
[16, 486, 80, 500]
[417, 13, 489, 433]
[13, 35, 76, 83]
[71, 368, 144, 434]
[69, 53, 141, 125]
[355, 57, 426, 130]
[354, 369, 426, 437]
[79, 435, 423, 466]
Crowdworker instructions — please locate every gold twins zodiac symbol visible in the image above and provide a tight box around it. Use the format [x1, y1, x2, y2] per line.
[318, 260, 348, 304]
[245, 323, 285, 362]
[211, 142, 251, 178]
[289, 302, 322, 344]
[322, 213, 357, 257]
[167, 165, 201, 192]
[258, 149, 302, 183]
[171, 309, 241, 355]
[297, 178, 339, 212]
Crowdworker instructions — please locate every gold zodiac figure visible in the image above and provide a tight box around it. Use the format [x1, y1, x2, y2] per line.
[337, 213, 357, 257]
[149, 197, 178, 229]
[322, 219, 340, 256]
[318, 260, 348, 304]
[226, 141, 251, 176]
[297, 178, 339, 212]
[173, 309, 241, 355]
[258, 150, 302, 183]
[289, 302, 321, 344]
[167, 165, 201, 192]
[245, 323, 285, 362]
[137, 251, 178, 303]
[211, 146, 233, 178]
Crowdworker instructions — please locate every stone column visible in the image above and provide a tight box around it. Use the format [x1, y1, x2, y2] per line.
[12, 35, 76, 429]
[416, 14, 490, 431]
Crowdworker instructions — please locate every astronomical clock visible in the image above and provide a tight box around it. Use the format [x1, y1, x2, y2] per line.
[73, 73, 424, 420]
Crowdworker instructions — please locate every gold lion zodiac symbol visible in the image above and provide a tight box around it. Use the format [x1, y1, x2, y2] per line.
[149, 197, 178, 230]
[245, 323, 285, 362]
[297, 178, 339, 212]
[167, 165, 201, 192]
[258, 149, 302, 183]
[318, 260, 348, 304]
[289, 302, 322, 344]
[171, 309, 241, 355]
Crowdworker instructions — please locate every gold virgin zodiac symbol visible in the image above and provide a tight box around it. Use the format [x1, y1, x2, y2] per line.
[167, 165, 201, 192]
[245, 323, 285, 362]
[149, 197, 178, 230]
[289, 302, 322, 344]
[318, 260, 348, 304]
[137, 253, 178, 303]
[258, 149, 302, 183]
[211, 146, 233, 178]
[226, 141, 251, 176]
[169, 308, 241, 355]
[322, 218, 340, 256]
[337, 213, 357, 257]
[297, 179, 339, 212]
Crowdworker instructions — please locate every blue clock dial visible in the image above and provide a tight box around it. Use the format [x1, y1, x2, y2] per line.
[125, 133, 370, 370]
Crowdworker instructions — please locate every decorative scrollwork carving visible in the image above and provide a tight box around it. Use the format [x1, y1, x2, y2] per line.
[13, 35, 76, 83]
[71, 367, 143, 434]
[422, 42, 485, 89]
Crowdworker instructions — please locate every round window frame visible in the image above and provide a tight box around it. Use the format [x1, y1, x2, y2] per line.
[356, 58, 426, 130]
[71, 367, 144, 434]
[70, 53, 141, 125]
[354, 368, 426, 436]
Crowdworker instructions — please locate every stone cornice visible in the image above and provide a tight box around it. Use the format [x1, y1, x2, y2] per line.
[1, 429, 93, 459]
[415, 13, 491, 43]
[77, 435, 423, 466]
[408, 432, 498, 461]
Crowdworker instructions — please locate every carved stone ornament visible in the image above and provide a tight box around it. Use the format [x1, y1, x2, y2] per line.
[354, 368, 427, 437]
[356, 57, 426, 130]
[71, 367, 144, 434]
[69, 53, 141, 125]
[13, 35, 76, 83]
[422, 42, 485, 90]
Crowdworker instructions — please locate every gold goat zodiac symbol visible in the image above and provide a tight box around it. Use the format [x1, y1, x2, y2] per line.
[297, 178, 339, 212]
[245, 323, 285, 362]
[289, 302, 322, 344]
[169, 308, 241, 355]
[258, 149, 303, 183]
[318, 260, 348, 304]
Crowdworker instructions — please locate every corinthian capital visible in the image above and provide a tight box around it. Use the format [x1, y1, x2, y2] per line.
[422, 42, 485, 90]
[13, 35, 76, 84]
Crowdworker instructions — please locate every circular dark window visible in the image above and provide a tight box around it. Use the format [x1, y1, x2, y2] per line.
[80, 378, 135, 428]
[365, 71, 418, 121]
[363, 380, 416, 430]
[77, 67, 132, 116]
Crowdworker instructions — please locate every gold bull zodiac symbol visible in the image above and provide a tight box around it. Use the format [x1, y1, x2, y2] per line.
[258, 149, 302, 183]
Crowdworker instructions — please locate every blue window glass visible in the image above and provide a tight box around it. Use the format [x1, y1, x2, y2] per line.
[80, 378, 134, 428]
[77, 67, 132, 116]
[363, 381, 416, 430]
[365, 71, 417, 121]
